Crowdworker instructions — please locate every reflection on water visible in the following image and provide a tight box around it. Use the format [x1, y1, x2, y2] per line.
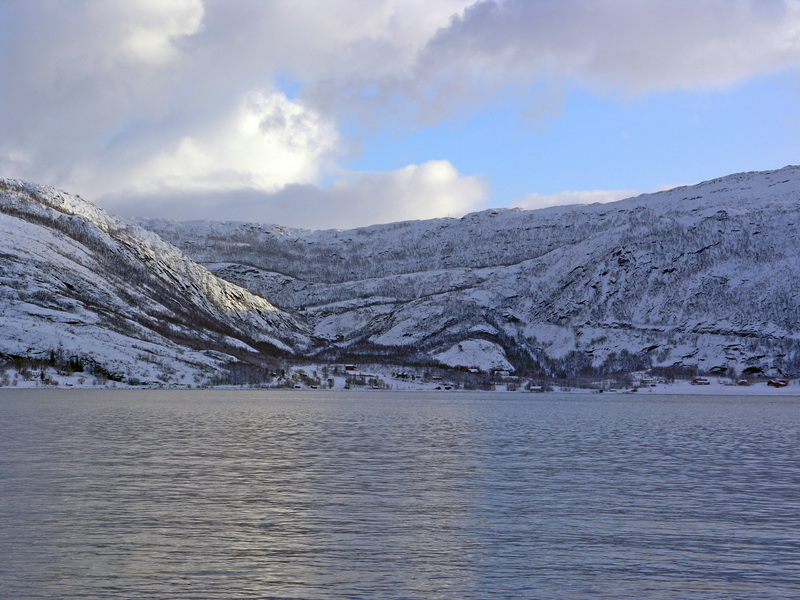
[1, 390, 799, 599]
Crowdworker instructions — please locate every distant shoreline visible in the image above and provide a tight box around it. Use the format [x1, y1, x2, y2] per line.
[2, 378, 798, 397]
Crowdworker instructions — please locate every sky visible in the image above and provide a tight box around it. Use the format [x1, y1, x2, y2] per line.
[1, 0, 799, 230]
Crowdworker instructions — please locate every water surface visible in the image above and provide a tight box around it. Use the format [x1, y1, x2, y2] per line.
[1, 390, 799, 599]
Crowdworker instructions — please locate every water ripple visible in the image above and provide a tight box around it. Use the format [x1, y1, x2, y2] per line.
[1, 390, 799, 599]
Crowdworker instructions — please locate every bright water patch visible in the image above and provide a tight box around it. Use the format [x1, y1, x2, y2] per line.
[1, 390, 799, 599]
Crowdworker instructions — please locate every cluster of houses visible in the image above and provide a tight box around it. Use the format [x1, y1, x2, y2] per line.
[283, 364, 793, 392]
[691, 376, 790, 387]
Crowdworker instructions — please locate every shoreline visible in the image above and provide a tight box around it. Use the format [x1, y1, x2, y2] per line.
[1, 377, 798, 397]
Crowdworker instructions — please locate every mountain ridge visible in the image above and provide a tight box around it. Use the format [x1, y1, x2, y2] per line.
[2, 165, 800, 386]
[0, 178, 310, 386]
[141, 165, 800, 378]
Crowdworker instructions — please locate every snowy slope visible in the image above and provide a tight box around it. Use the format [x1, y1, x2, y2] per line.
[0, 179, 310, 385]
[141, 165, 800, 378]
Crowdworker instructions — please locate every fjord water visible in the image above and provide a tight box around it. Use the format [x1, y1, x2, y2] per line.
[1, 391, 798, 599]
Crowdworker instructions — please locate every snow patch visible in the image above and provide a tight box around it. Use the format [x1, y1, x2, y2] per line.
[435, 339, 513, 372]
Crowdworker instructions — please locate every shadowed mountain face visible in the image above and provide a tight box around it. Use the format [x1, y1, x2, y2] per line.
[141, 166, 800, 378]
[2, 166, 800, 384]
[0, 179, 309, 386]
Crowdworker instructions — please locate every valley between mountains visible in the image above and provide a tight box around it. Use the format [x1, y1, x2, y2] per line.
[2, 166, 800, 389]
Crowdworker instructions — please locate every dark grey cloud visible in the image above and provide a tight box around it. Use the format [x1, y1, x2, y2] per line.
[308, 0, 800, 123]
[425, 0, 800, 91]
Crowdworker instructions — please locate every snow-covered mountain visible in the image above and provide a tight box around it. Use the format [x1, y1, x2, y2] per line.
[0, 179, 310, 386]
[140, 165, 800, 379]
[3, 166, 799, 386]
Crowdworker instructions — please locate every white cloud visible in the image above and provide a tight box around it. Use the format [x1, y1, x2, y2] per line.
[106, 160, 488, 229]
[0, 0, 206, 184]
[3, 0, 799, 227]
[119, 0, 205, 65]
[107, 91, 339, 197]
[511, 189, 639, 211]
[1, 0, 479, 226]
[206, 0, 469, 80]
[324, 159, 489, 225]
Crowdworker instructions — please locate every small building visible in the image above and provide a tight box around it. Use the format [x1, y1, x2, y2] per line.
[768, 379, 789, 388]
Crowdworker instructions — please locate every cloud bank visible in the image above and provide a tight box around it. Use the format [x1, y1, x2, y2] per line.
[310, 0, 800, 121]
[107, 160, 488, 230]
[2, 1, 799, 227]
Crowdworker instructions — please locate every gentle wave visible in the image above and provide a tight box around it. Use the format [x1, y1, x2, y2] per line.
[1, 390, 799, 599]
